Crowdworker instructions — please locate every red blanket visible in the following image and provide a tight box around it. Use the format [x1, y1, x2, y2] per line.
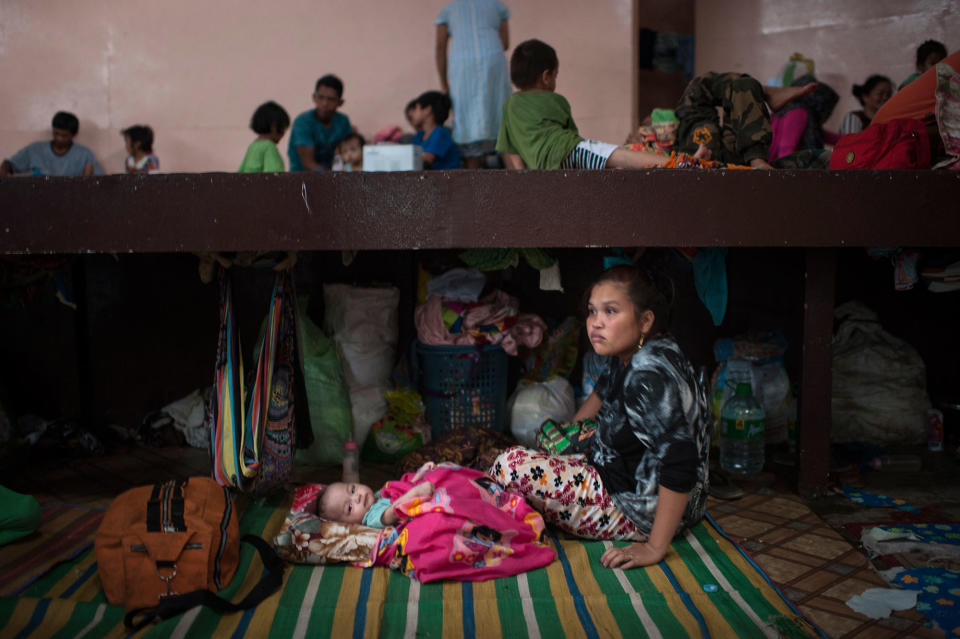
[373, 464, 555, 582]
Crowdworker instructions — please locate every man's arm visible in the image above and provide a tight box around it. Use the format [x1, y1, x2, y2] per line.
[499, 19, 509, 50]
[296, 145, 322, 171]
[0, 160, 12, 177]
[436, 24, 450, 94]
[502, 152, 526, 170]
[83, 162, 94, 176]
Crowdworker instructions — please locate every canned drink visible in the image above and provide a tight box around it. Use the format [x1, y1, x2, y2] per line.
[928, 408, 945, 452]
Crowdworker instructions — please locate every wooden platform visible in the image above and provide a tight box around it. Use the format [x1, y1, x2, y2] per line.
[3, 169, 958, 495]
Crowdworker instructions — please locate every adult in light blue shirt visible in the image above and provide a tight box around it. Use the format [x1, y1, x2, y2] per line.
[436, 0, 511, 168]
[1, 111, 103, 177]
[287, 74, 353, 171]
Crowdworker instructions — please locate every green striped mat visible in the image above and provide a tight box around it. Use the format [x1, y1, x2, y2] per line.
[0, 496, 823, 638]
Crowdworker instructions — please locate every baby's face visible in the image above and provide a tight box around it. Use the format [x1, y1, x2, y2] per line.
[340, 139, 363, 166]
[321, 482, 374, 524]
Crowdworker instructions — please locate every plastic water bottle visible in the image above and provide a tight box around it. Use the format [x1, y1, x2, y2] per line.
[720, 382, 766, 475]
[342, 439, 359, 483]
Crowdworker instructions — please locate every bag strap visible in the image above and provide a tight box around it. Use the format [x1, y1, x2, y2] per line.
[124, 534, 284, 631]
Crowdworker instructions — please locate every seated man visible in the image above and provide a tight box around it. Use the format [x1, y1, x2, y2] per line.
[1, 111, 103, 177]
[287, 74, 353, 171]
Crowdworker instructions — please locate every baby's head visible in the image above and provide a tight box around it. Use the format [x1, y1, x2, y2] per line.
[510, 39, 558, 91]
[251, 101, 291, 143]
[916, 40, 947, 73]
[318, 481, 375, 524]
[337, 132, 365, 168]
[122, 124, 154, 155]
[410, 91, 452, 128]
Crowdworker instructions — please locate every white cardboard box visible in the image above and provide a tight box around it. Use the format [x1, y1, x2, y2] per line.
[362, 144, 423, 172]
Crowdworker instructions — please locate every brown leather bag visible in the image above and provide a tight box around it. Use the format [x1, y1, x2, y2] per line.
[95, 477, 283, 630]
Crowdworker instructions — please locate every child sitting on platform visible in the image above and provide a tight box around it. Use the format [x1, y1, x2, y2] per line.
[239, 101, 290, 173]
[409, 91, 461, 169]
[122, 125, 159, 174]
[332, 131, 365, 172]
[498, 39, 681, 170]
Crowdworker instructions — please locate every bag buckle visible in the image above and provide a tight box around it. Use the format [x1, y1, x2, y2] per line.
[156, 562, 179, 599]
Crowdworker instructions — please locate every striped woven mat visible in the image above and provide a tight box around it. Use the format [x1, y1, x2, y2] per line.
[0, 496, 824, 638]
[0, 503, 105, 598]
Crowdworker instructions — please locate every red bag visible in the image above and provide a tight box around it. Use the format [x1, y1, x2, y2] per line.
[830, 118, 931, 169]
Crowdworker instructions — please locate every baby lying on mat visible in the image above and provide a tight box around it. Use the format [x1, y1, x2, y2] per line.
[317, 461, 437, 528]
[277, 462, 555, 582]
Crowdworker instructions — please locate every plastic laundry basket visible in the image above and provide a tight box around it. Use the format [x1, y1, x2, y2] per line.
[415, 341, 508, 438]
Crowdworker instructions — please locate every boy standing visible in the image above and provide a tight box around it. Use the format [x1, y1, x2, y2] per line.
[288, 74, 353, 171]
[497, 40, 675, 170]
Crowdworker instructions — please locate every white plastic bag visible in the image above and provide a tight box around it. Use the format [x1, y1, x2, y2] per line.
[508, 377, 576, 447]
[323, 284, 399, 445]
[831, 301, 930, 444]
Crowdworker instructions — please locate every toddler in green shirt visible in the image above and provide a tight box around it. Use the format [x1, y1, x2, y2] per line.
[239, 101, 290, 173]
[497, 39, 705, 170]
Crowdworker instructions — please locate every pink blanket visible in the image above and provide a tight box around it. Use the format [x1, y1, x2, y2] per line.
[373, 464, 555, 582]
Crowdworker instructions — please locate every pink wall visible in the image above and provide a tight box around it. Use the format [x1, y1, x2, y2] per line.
[694, 0, 959, 133]
[0, 0, 635, 173]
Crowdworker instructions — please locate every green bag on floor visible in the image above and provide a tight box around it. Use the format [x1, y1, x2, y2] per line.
[295, 299, 353, 465]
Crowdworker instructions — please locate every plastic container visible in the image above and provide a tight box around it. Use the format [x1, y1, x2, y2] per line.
[870, 454, 922, 472]
[342, 439, 359, 483]
[720, 382, 766, 475]
[928, 408, 945, 452]
[415, 341, 508, 438]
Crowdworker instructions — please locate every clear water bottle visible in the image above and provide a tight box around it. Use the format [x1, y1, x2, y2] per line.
[342, 439, 359, 483]
[720, 382, 766, 475]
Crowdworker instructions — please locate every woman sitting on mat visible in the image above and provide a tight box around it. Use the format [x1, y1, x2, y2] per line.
[489, 261, 711, 569]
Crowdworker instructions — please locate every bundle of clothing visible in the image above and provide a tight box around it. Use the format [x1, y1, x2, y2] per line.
[414, 289, 546, 356]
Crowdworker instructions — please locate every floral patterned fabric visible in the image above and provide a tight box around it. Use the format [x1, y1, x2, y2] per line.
[489, 447, 643, 541]
[274, 483, 384, 566]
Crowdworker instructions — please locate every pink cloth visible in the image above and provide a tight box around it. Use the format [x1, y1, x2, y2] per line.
[769, 109, 807, 161]
[414, 290, 546, 355]
[372, 464, 555, 582]
[769, 110, 842, 161]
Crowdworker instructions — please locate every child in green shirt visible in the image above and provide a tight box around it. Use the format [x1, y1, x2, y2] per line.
[497, 39, 697, 170]
[239, 101, 290, 173]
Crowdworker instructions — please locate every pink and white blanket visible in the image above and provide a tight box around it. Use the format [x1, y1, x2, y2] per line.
[374, 464, 554, 582]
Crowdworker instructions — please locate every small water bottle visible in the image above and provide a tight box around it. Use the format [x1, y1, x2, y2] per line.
[342, 439, 359, 483]
[720, 382, 766, 475]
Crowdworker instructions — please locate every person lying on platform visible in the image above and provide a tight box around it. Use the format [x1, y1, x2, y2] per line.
[497, 39, 815, 171]
[1, 111, 103, 177]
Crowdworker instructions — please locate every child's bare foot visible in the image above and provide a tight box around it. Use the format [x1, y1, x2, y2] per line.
[693, 144, 712, 161]
[765, 83, 817, 112]
[749, 157, 774, 170]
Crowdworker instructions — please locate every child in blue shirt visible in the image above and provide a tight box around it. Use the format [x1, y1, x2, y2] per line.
[409, 91, 461, 169]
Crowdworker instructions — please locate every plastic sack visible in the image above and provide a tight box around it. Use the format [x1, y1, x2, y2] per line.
[507, 377, 576, 447]
[361, 389, 431, 463]
[324, 284, 399, 445]
[831, 301, 930, 444]
[295, 299, 353, 465]
[711, 331, 794, 444]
